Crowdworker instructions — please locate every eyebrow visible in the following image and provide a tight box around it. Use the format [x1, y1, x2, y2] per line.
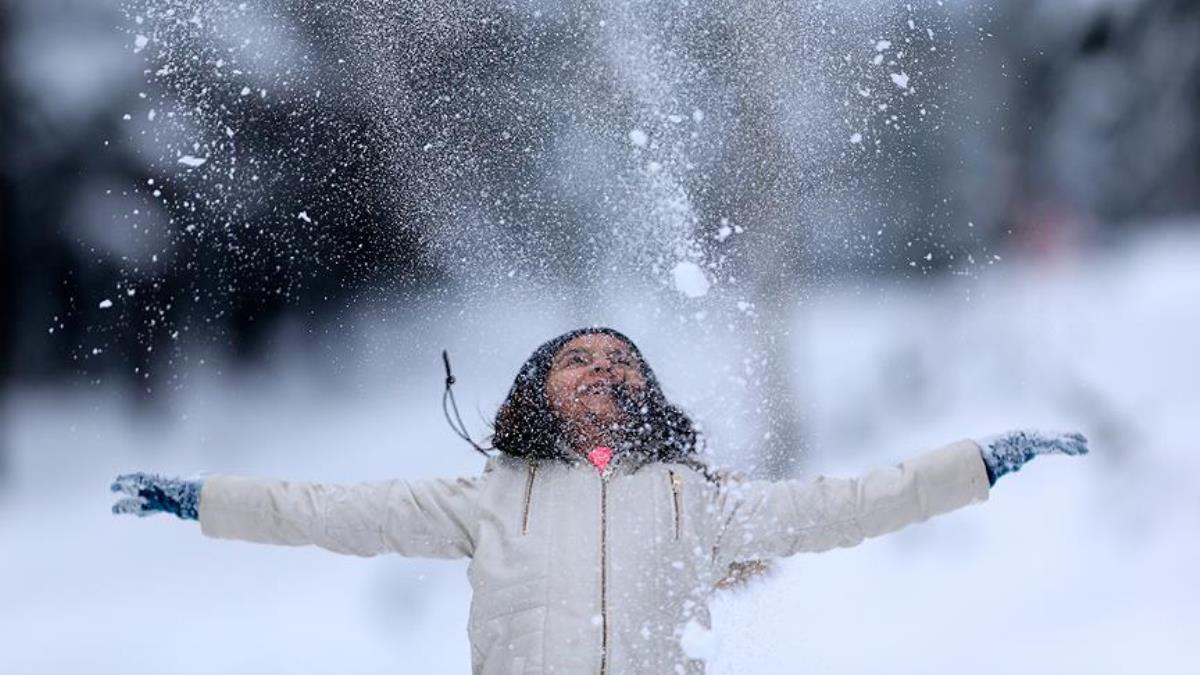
[553, 347, 589, 363]
[553, 347, 636, 364]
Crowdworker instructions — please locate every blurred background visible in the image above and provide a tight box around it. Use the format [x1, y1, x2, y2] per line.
[2, 0, 1198, 673]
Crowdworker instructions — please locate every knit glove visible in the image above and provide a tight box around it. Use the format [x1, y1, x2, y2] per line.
[975, 430, 1088, 486]
[111, 472, 203, 521]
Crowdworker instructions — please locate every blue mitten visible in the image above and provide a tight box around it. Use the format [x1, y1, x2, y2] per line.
[975, 430, 1088, 486]
[111, 472, 203, 521]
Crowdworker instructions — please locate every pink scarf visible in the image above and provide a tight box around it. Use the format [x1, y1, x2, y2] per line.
[586, 446, 614, 473]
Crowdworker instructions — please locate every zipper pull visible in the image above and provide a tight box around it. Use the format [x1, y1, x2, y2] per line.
[669, 469, 683, 540]
[520, 462, 538, 535]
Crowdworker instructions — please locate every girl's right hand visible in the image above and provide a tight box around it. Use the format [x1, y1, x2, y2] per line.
[111, 472, 203, 521]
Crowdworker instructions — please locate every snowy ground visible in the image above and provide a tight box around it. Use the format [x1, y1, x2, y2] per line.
[2, 227, 1197, 674]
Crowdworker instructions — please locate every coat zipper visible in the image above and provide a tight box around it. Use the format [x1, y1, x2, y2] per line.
[599, 470, 610, 675]
[521, 462, 538, 535]
[669, 470, 683, 541]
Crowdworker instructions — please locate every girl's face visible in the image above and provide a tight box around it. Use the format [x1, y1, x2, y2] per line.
[545, 333, 648, 433]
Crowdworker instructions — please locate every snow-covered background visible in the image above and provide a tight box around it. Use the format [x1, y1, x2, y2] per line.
[2, 0, 1199, 673]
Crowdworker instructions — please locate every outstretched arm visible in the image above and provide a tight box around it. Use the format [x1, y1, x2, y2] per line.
[111, 471, 484, 559]
[713, 431, 1087, 566]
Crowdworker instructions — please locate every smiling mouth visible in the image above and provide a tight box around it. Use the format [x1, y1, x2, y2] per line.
[577, 381, 615, 396]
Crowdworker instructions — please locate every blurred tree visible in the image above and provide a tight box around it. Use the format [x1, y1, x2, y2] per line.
[958, 0, 1200, 247]
[4, 0, 1197, 454]
[1, 0, 12, 477]
[1, 2, 13, 391]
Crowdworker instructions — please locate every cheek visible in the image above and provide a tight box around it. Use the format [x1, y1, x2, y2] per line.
[544, 375, 573, 412]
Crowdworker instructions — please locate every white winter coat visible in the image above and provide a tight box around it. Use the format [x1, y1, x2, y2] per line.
[199, 439, 990, 674]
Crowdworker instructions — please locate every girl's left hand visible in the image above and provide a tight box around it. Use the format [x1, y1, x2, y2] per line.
[976, 430, 1089, 485]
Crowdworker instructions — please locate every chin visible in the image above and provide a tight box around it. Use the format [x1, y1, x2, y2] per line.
[586, 407, 620, 422]
[579, 403, 621, 424]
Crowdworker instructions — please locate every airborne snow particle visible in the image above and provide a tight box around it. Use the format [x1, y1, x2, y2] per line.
[177, 155, 208, 168]
[240, 86, 251, 96]
[671, 261, 710, 298]
[890, 72, 910, 89]
[850, 132, 863, 144]
[874, 40, 892, 51]
[628, 129, 649, 147]
[99, 299, 113, 309]
[680, 619, 718, 660]
[297, 211, 312, 223]
[692, 109, 705, 122]
[133, 35, 149, 52]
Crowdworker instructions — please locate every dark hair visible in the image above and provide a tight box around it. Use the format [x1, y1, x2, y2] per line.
[491, 327, 706, 472]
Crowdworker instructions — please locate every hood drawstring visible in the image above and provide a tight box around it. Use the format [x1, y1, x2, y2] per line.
[442, 350, 491, 457]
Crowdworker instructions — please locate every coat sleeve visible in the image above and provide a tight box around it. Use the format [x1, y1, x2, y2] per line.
[712, 439, 990, 566]
[198, 474, 483, 559]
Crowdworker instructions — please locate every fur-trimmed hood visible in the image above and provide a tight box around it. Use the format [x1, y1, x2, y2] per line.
[490, 326, 707, 474]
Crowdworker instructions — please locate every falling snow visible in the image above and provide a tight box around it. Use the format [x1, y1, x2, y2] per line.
[671, 261, 711, 298]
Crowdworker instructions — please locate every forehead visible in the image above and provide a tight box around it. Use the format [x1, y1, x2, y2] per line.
[554, 333, 635, 359]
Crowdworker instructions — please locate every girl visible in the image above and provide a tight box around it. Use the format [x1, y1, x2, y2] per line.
[112, 326, 1087, 674]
